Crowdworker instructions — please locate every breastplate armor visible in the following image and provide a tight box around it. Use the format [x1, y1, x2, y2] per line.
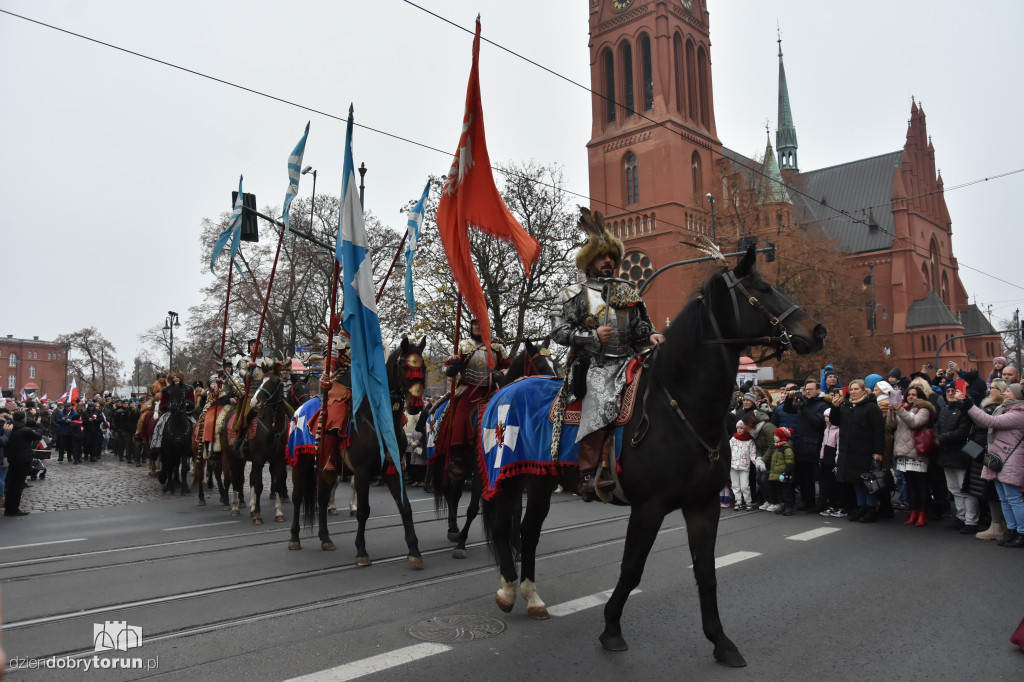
[462, 345, 492, 385]
[587, 282, 631, 358]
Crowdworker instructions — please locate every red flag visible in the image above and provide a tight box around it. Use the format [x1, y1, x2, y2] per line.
[436, 17, 540, 367]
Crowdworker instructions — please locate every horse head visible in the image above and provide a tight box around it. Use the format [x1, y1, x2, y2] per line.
[704, 244, 826, 358]
[390, 336, 427, 415]
[251, 359, 287, 411]
[500, 338, 557, 386]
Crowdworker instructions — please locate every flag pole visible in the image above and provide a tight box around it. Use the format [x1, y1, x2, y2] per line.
[315, 259, 341, 472]
[212, 255, 235, 445]
[449, 296, 463, 397]
[375, 229, 409, 304]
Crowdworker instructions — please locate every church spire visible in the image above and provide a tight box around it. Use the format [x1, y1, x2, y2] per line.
[762, 129, 791, 205]
[775, 28, 799, 171]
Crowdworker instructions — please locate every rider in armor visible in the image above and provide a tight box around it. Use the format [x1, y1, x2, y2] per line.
[150, 369, 197, 454]
[550, 207, 664, 501]
[311, 334, 353, 475]
[436, 318, 510, 479]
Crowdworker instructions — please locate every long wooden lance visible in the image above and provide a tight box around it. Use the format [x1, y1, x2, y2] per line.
[211, 254, 235, 447]
[315, 258, 342, 472]
[449, 296, 463, 398]
[375, 229, 409, 304]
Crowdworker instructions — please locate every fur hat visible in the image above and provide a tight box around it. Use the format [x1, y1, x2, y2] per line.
[1009, 383, 1024, 400]
[168, 369, 184, 382]
[574, 207, 624, 271]
[773, 427, 793, 442]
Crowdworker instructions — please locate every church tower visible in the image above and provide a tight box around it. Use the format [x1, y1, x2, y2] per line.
[775, 33, 798, 170]
[587, 0, 723, 327]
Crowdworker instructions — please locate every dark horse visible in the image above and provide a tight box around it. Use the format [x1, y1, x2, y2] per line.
[158, 402, 195, 495]
[431, 339, 557, 559]
[243, 360, 292, 524]
[482, 245, 826, 666]
[288, 337, 427, 569]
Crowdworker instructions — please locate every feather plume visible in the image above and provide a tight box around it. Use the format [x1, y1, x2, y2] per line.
[578, 206, 605, 239]
[680, 235, 726, 263]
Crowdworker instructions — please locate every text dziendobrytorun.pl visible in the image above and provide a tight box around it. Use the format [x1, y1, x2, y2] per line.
[7, 655, 159, 672]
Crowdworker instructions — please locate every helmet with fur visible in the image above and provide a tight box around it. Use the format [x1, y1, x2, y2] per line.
[574, 207, 624, 271]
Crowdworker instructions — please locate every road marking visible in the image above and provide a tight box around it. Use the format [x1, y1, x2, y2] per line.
[0, 538, 87, 551]
[283, 642, 452, 682]
[162, 521, 239, 531]
[787, 527, 841, 542]
[688, 550, 761, 569]
[548, 588, 642, 617]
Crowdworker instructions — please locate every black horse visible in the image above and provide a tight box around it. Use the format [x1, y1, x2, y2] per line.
[482, 245, 826, 666]
[289, 337, 427, 569]
[432, 339, 556, 559]
[158, 403, 195, 495]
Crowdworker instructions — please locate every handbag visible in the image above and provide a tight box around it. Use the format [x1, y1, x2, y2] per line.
[960, 440, 984, 460]
[860, 462, 890, 496]
[912, 426, 936, 455]
[982, 430, 1024, 473]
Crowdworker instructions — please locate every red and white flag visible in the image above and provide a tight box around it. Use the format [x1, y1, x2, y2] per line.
[19, 390, 27, 402]
[436, 17, 540, 366]
[67, 378, 79, 404]
[40, 393, 48, 403]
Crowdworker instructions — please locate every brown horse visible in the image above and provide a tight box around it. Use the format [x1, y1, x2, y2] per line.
[288, 337, 426, 569]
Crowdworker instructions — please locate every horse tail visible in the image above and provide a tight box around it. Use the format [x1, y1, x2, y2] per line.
[302, 455, 317, 531]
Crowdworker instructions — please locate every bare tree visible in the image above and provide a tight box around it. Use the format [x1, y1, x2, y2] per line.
[57, 328, 123, 398]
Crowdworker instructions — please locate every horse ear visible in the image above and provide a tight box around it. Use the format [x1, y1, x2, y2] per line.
[401, 337, 410, 353]
[735, 243, 757, 278]
[416, 336, 426, 353]
[542, 336, 550, 349]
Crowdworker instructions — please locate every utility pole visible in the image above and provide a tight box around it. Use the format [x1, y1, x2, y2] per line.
[1015, 308, 1022, 370]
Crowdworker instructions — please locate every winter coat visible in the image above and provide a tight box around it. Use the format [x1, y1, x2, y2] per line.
[0, 426, 10, 467]
[761, 443, 795, 482]
[829, 393, 885, 484]
[935, 400, 973, 469]
[5, 422, 43, 466]
[771, 402, 800, 434]
[820, 423, 839, 459]
[875, 396, 895, 469]
[888, 399, 937, 462]
[967, 401, 1024, 487]
[729, 434, 757, 471]
[82, 408, 104, 434]
[748, 420, 777, 462]
[783, 395, 829, 462]
[55, 409, 77, 437]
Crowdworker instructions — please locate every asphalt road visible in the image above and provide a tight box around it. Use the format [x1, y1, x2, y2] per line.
[1, 477, 1022, 682]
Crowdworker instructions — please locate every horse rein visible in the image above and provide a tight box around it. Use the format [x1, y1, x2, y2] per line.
[701, 269, 799, 365]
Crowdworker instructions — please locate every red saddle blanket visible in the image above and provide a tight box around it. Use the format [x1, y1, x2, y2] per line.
[549, 356, 645, 427]
[228, 412, 260, 441]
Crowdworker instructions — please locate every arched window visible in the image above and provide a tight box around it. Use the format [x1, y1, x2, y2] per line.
[921, 263, 930, 289]
[696, 45, 709, 126]
[628, 218, 634, 237]
[691, 151, 703, 205]
[619, 41, 635, 116]
[602, 48, 616, 123]
[940, 272, 950, 306]
[650, 212, 656, 232]
[921, 336, 926, 352]
[639, 33, 654, 111]
[932, 335, 937, 351]
[929, 237, 939, 292]
[29, 365, 36, 379]
[8, 353, 17, 367]
[672, 33, 684, 113]
[625, 153, 639, 205]
[685, 39, 697, 120]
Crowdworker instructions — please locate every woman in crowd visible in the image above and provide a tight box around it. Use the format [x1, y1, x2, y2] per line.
[973, 379, 1008, 540]
[963, 382, 1024, 548]
[934, 384, 977, 532]
[830, 379, 885, 523]
[888, 384, 937, 527]
[818, 408, 846, 517]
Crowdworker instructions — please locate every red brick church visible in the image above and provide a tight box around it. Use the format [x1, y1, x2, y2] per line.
[585, 0, 1000, 375]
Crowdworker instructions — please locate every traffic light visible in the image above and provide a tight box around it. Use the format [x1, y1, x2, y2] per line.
[764, 240, 777, 263]
[232, 191, 259, 242]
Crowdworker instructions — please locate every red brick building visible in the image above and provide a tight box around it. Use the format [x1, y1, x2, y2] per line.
[0, 335, 68, 400]
[586, 0, 1000, 375]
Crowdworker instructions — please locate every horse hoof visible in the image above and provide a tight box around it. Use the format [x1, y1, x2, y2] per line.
[452, 549, 467, 560]
[288, 541, 301, 550]
[527, 605, 550, 620]
[447, 531, 461, 543]
[275, 515, 285, 523]
[321, 542, 336, 551]
[198, 499, 207, 507]
[495, 594, 515, 613]
[328, 508, 339, 516]
[407, 556, 424, 570]
[231, 509, 239, 517]
[180, 486, 190, 495]
[714, 647, 747, 668]
[253, 518, 263, 525]
[599, 632, 629, 652]
[356, 556, 372, 567]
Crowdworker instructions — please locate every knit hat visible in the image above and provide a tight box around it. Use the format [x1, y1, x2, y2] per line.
[864, 373, 883, 390]
[574, 206, 624, 271]
[773, 427, 793, 442]
[888, 367, 902, 380]
[735, 420, 746, 432]
[1009, 383, 1024, 400]
[994, 356, 1008, 366]
[743, 392, 757, 403]
[873, 380, 894, 395]
[823, 408, 831, 418]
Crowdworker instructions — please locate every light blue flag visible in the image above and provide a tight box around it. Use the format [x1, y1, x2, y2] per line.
[282, 122, 310, 235]
[211, 176, 244, 274]
[404, 180, 431, 321]
[337, 109, 403, 479]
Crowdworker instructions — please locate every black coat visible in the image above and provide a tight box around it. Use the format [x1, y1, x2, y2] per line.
[935, 400, 972, 469]
[783, 395, 829, 462]
[829, 394, 885, 484]
[6, 422, 43, 466]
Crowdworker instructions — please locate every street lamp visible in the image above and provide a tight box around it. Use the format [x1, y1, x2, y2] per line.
[705, 192, 716, 244]
[302, 165, 317, 232]
[163, 311, 181, 369]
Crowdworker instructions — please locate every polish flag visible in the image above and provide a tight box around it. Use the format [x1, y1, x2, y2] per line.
[67, 378, 79, 404]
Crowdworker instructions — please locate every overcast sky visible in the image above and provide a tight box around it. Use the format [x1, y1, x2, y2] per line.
[2, 0, 1022, 382]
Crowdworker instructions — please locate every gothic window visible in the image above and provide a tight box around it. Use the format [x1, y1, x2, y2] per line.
[929, 237, 939, 292]
[29, 365, 35, 379]
[8, 353, 17, 367]
[940, 272, 950, 306]
[685, 39, 697, 120]
[691, 152, 703, 205]
[650, 212, 656, 232]
[619, 250, 655, 291]
[602, 48, 616, 123]
[921, 263, 930, 289]
[672, 33, 684, 113]
[697, 45, 709, 126]
[639, 33, 654, 111]
[619, 41, 635, 116]
[921, 336, 926, 352]
[932, 335, 937, 351]
[625, 153, 639, 205]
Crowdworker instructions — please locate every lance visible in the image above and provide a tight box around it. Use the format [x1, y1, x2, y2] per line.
[449, 296, 464, 398]
[315, 258, 342, 473]
[375, 229, 409, 304]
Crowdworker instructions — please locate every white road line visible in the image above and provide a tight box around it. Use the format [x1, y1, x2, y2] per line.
[162, 521, 239, 532]
[787, 527, 841, 542]
[283, 642, 452, 682]
[0, 538, 87, 551]
[688, 550, 761, 569]
[548, 588, 642, 617]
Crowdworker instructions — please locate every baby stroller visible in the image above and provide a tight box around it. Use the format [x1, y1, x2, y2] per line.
[29, 439, 51, 480]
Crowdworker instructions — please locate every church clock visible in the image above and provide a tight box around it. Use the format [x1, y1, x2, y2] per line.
[610, 0, 633, 12]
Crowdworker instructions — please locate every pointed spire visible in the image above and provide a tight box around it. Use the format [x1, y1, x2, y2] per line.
[762, 132, 791, 205]
[775, 27, 798, 171]
[891, 158, 908, 203]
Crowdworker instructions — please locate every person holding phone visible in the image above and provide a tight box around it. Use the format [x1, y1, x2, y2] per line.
[888, 384, 938, 527]
[935, 384, 979, 532]
[830, 379, 885, 523]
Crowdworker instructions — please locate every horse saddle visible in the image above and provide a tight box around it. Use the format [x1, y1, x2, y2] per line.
[549, 356, 645, 427]
[228, 413, 260, 441]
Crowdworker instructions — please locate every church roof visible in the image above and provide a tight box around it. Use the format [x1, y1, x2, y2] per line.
[960, 304, 998, 336]
[791, 151, 903, 254]
[905, 291, 961, 329]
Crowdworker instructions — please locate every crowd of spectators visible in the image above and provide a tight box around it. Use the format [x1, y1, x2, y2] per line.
[725, 357, 1024, 549]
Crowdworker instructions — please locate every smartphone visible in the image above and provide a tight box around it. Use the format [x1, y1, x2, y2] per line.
[954, 379, 967, 394]
[948, 361, 954, 371]
[889, 389, 903, 405]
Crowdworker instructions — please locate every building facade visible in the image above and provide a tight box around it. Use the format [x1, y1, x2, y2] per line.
[0, 335, 68, 399]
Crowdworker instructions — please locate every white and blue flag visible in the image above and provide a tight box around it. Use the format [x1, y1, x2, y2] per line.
[211, 175, 244, 274]
[282, 122, 310, 235]
[404, 180, 430, 321]
[337, 108, 402, 477]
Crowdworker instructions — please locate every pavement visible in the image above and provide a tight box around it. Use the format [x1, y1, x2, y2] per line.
[15, 453, 172, 513]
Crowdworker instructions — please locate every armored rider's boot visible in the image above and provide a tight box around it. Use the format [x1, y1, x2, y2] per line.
[577, 429, 615, 502]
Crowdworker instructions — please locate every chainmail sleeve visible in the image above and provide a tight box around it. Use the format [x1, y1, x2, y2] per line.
[550, 285, 600, 354]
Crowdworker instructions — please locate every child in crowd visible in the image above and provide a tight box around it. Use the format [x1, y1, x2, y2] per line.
[729, 420, 757, 510]
[761, 427, 796, 515]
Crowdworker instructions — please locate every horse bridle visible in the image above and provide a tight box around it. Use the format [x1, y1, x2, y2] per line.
[701, 269, 800, 365]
